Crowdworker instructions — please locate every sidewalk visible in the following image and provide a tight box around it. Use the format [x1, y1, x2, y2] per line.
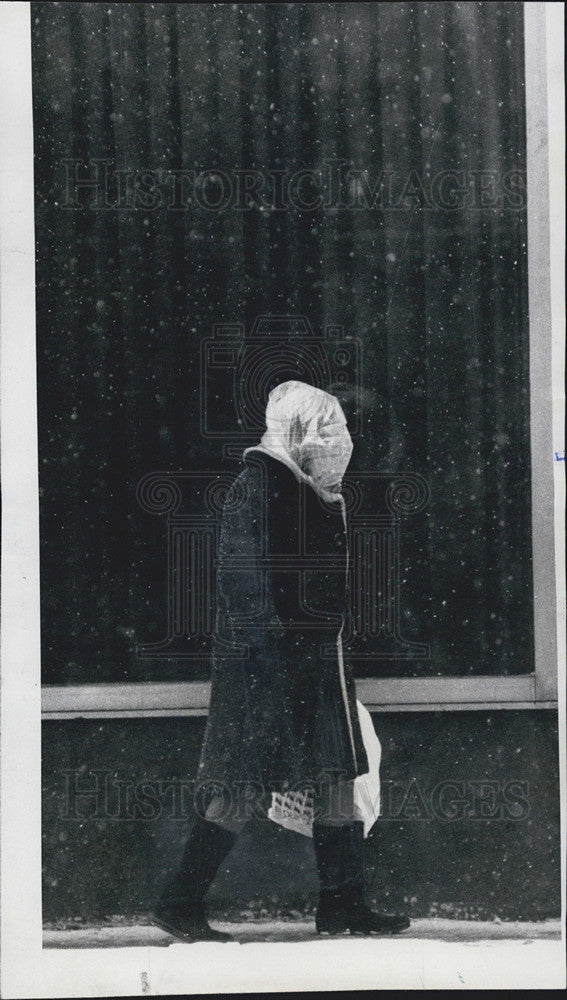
[37, 919, 565, 992]
[44, 916, 561, 948]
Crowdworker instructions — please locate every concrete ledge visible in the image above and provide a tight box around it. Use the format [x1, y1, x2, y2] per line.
[43, 917, 562, 949]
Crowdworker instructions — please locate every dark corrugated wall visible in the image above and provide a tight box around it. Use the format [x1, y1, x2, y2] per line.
[31, 2, 533, 683]
[42, 711, 560, 922]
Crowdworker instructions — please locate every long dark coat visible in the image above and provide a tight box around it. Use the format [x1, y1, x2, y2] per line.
[196, 449, 369, 800]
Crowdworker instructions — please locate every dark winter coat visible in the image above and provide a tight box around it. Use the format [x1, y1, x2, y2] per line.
[195, 449, 369, 798]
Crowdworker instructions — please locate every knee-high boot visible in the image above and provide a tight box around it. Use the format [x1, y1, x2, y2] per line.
[151, 817, 237, 942]
[313, 821, 410, 935]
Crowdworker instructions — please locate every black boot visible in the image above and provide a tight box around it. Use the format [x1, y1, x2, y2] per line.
[151, 817, 237, 942]
[313, 821, 410, 935]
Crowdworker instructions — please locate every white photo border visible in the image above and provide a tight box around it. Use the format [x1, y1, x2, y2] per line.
[1, 2, 565, 996]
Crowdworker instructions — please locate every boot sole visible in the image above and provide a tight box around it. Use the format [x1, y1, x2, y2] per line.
[317, 921, 411, 936]
[150, 913, 232, 943]
[317, 927, 409, 935]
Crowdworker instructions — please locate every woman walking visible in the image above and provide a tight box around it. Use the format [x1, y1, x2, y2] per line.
[152, 380, 410, 941]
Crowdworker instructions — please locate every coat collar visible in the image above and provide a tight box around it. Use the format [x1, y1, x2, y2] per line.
[243, 446, 346, 519]
[243, 444, 307, 487]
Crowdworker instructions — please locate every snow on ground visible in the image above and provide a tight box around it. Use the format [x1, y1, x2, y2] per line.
[38, 919, 565, 993]
[43, 916, 561, 949]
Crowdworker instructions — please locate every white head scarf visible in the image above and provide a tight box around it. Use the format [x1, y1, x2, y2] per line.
[243, 380, 353, 502]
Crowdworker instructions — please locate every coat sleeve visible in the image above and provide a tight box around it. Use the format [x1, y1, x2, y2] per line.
[215, 473, 263, 632]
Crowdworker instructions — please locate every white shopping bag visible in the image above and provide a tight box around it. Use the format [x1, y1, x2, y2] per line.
[353, 700, 381, 836]
[268, 700, 381, 838]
